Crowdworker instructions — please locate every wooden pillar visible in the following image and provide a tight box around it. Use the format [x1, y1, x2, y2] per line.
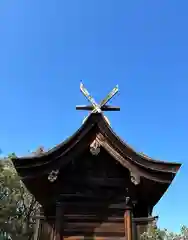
[33, 207, 43, 240]
[55, 201, 64, 240]
[33, 216, 40, 240]
[124, 197, 133, 240]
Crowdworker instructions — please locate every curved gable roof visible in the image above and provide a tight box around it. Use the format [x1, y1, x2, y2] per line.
[11, 113, 182, 209]
[12, 113, 181, 183]
[12, 114, 180, 165]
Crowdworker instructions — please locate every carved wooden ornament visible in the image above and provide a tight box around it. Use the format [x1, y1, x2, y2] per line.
[90, 139, 101, 156]
[48, 169, 59, 182]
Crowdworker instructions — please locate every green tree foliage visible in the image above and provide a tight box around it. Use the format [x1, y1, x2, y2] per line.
[141, 225, 188, 240]
[0, 155, 39, 240]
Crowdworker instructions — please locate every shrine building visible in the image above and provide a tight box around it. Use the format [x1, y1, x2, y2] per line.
[12, 83, 181, 240]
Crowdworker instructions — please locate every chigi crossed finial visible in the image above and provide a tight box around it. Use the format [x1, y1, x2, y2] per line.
[76, 82, 120, 113]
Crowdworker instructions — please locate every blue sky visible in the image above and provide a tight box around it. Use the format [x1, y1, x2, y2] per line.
[0, 0, 188, 232]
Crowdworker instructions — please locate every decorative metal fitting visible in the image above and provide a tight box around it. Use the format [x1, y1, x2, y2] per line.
[132, 200, 137, 207]
[90, 139, 100, 156]
[48, 169, 59, 182]
[125, 196, 130, 205]
[130, 172, 140, 185]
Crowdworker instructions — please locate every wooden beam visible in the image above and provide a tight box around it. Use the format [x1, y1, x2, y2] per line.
[76, 105, 120, 111]
[53, 201, 128, 209]
[133, 216, 158, 223]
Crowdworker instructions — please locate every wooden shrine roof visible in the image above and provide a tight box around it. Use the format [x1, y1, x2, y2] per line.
[12, 113, 181, 177]
[12, 113, 181, 208]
